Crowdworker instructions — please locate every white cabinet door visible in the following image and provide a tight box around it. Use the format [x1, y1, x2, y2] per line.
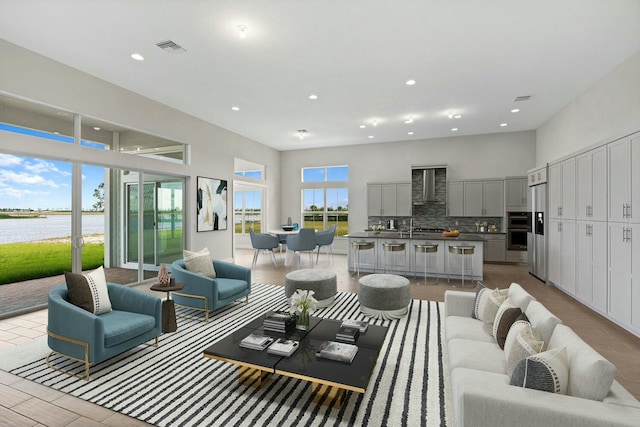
[608, 222, 632, 324]
[367, 184, 383, 216]
[485, 237, 506, 262]
[576, 152, 592, 221]
[483, 180, 504, 216]
[396, 183, 412, 217]
[561, 158, 576, 219]
[463, 181, 483, 216]
[548, 219, 562, 286]
[505, 178, 527, 211]
[630, 135, 640, 224]
[608, 139, 629, 222]
[576, 221, 593, 302]
[591, 221, 608, 313]
[631, 224, 640, 328]
[447, 182, 464, 216]
[591, 147, 608, 221]
[549, 163, 562, 219]
[576, 220, 606, 309]
[561, 220, 576, 295]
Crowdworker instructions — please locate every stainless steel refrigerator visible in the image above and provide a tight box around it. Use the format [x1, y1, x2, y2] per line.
[527, 183, 547, 282]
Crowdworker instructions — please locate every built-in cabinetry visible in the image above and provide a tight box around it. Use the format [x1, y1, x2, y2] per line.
[367, 182, 411, 217]
[547, 131, 640, 337]
[607, 134, 640, 329]
[447, 179, 504, 217]
[505, 177, 528, 212]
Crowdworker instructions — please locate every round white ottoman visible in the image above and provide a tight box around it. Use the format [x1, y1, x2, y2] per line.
[358, 274, 410, 320]
[284, 269, 337, 307]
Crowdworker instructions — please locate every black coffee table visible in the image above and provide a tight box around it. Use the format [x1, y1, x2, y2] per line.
[203, 313, 388, 403]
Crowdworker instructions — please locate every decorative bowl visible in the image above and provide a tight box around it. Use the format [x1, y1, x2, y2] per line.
[443, 230, 460, 237]
[281, 225, 295, 231]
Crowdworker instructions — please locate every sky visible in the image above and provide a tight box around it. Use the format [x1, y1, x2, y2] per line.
[0, 153, 105, 211]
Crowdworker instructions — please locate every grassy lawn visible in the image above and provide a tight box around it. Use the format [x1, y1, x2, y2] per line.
[0, 242, 104, 285]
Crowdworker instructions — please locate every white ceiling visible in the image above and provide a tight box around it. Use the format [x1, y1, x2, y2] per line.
[1, 0, 639, 151]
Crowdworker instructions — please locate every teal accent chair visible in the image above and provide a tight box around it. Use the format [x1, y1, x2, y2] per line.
[315, 224, 336, 264]
[171, 259, 251, 322]
[47, 284, 162, 380]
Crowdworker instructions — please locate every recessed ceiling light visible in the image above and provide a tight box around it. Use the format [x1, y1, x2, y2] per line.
[237, 25, 248, 39]
[408, 132, 414, 135]
[454, 114, 462, 119]
[368, 135, 374, 139]
[297, 129, 307, 139]
[372, 120, 378, 127]
[131, 53, 144, 61]
[93, 126, 101, 131]
[511, 108, 520, 113]
[309, 94, 318, 100]
[360, 125, 366, 129]
[404, 116, 414, 124]
[231, 106, 240, 111]
[406, 79, 416, 86]
[451, 128, 458, 131]
[500, 123, 508, 127]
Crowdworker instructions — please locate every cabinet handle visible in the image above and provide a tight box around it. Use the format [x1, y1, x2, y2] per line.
[623, 228, 629, 242]
[628, 228, 632, 242]
[628, 205, 632, 219]
[623, 204, 627, 219]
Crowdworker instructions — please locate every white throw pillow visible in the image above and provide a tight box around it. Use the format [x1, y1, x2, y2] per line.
[504, 320, 544, 377]
[477, 287, 508, 324]
[184, 247, 216, 278]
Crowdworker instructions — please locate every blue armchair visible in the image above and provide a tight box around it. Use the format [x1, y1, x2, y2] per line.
[171, 259, 251, 321]
[315, 224, 336, 264]
[287, 228, 317, 268]
[47, 283, 162, 380]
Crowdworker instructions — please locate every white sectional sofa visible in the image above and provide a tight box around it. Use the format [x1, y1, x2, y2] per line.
[444, 283, 640, 427]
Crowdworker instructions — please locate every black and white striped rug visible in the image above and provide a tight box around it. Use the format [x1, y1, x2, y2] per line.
[10, 283, 451, 426]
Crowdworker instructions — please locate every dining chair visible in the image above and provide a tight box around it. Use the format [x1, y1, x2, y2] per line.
[286, 228, 317, 268]
[315, 224, 336, 264]
[249, 228, 279, 268]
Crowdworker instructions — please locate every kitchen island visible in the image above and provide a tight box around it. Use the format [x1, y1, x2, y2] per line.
[346, 231, 484, 281]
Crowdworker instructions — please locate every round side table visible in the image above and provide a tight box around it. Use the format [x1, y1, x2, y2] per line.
[150, 283, 185, 333]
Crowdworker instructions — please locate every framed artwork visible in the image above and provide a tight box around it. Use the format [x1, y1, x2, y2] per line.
[197, 176, 228, 231]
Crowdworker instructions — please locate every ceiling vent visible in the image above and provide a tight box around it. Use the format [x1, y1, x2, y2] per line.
[513, 95, 531, 102]
[155, 40, 187, 54]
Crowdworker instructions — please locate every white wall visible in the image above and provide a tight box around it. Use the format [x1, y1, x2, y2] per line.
[281, 131, 536, 234]
[537, 50, 640, 164]
[0, 40, 281, 261]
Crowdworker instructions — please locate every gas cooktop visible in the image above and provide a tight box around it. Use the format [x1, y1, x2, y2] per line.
[413, 228, 445, 233]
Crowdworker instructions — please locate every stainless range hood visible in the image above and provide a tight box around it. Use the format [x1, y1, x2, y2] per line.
[413, 168, 437, 205]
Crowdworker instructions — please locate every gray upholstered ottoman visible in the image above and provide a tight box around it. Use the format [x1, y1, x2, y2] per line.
[358, 274, 410, 319]
[284, 269, 337, 307]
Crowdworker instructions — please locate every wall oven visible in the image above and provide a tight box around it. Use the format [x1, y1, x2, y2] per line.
[507, 212, 528, 251]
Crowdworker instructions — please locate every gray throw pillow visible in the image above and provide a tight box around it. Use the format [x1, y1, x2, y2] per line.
[510, 347, 569, 394]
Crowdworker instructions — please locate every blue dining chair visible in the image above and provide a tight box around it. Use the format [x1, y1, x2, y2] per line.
[315, 224, 336, 264]
[249, 228, 279, 268]
[286, 228, 317, 268]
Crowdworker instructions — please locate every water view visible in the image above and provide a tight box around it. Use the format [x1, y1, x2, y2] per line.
[0, 214, 105, 244]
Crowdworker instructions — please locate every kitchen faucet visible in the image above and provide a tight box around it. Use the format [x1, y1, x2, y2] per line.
[410, 218, 413, 238]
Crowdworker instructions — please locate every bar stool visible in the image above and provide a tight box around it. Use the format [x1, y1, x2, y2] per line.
[447, 245, 474, 287]
[414, 243, 439, 285]
[352, 241, 376, 277]
[382, 241, 408, 275]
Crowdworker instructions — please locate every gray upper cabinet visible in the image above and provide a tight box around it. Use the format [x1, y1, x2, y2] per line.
[367, 182, 411, 217]
[448, 179, 504, 217]
[505, 177, 527, 212]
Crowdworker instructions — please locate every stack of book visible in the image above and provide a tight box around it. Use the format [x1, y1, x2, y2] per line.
[263, 310, 296, 333]
[315, 340, 358, 364]
[267, 338, 299, 357]
[239, 334, 274, 351]
[336, 325, 359, 343]
[341, 319, 369, 333]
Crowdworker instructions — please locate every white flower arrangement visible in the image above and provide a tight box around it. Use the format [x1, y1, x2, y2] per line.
[289, 289, 318, 314]
[370, 224, 384, 231]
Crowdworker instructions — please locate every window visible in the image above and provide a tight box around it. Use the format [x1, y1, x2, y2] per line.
[301, 166, 348, 236]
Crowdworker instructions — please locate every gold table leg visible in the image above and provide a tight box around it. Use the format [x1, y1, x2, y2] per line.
[238, 366, 271, 387]
[311, 382, 346, 407]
